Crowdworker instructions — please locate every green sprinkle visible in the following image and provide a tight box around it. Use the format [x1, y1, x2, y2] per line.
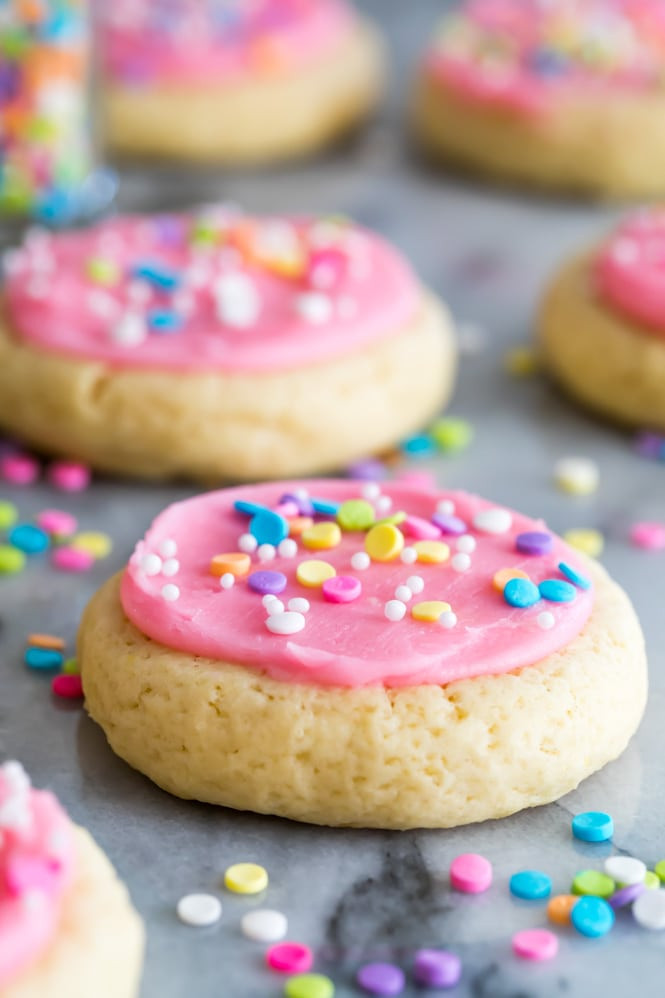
[374, 511, 407, 527]
[63, 658, 79, 675]
[285, 974, 335, 998]
[86, 257, 120, 286]
[654, 860, 665, 883]
[572, 870, 615, 899]
[429, 417, 474, 454]
[0, 545, 26, 575]
[336, 499, 375, 532]
[645, 871, 660, 890]
[0, 501, 18, 531]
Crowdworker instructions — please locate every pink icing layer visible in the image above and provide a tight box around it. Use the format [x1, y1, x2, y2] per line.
[0, 763, 75, 990]
[426, 0, 665, 118]
[3, 211, 420, 373]
[120, 480, 594, 688]
[100, 0, 353, 87]
[595, 210, 665, 339]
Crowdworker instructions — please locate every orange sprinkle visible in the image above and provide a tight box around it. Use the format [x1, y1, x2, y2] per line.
[547, 894, 578, 926]
[288, 516, 313, 537]
[209, 552, 251, 578]
[492, 567, 530, 593]
[27, 633, 65, 651]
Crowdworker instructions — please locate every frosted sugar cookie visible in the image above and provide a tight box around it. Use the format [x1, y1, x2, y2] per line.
[414, 0, 665, 197]
[540, 209, 665, 429]
[100, 0, 384, 163]
[0, 761, 144, 998]
[0, 208, 456, 480]
[79, 479, 646, 829]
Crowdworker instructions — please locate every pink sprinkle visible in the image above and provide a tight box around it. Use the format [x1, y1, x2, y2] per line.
[273, 501, 299, 518]
[266, 942, 313, 974]
[450, 853, 493, 894]
[395, 470, 437, 489]
[52, 674, 83, 699]
[403, 514, 442, 540]
[48, 461, 91, 492]
[36, 509, 78, 537]
[512, 929, 559, 962]
[51, 546, 95, 572]
[629, 521, 665, 551]
[322, 575, 362, 603]
[5, 855, 61, 896]
[0, 453, 40, 485]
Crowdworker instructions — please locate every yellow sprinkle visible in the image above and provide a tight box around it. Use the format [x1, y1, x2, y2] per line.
[504, 346, 540, 377]
[492, 567, 530, 593]
[365, 523, 404, 562]
[413, 540, 450, 564]
[412, 600, 451, 622]
[71, 531, 112, 559]
[563, 529, 604, 558]
[224, 863, 268, 895]
[296, 559, 336, 588]
[301, 522, 342, 551]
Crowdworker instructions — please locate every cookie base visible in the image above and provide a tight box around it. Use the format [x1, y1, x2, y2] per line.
[103, 19, 384, 164]
[539, 253, 665, 430]
[413, 70, 665, 198]
[0, 292, 456, 481]
[7, 826, 144, 998]
[79, 564, 646, 830]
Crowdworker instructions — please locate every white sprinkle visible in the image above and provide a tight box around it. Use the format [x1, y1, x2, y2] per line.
[632, 890, 665, 930]
[473, 508, 512, 534]
[605, 856, 646, 886]
[177, 893, 222, 928]
[400, 547, 418, 565]
[451, 553, 471, 573]
[278, 538, 298, 558]
[288, 598, 310, 614]
[87, 289, 118, 320]
[294, 291, 333, 324]
[111, 312, 147, 347]
[537, 611, 555, 630]
[215, 272, 260, 328]
[266, 600, 285, 616]
[395, 584, 413, 603]
[262, 594, 278, 608]
[257, 544, 276, 562]
[294, 488, 310, 501]
[437, 499, 455, 516]
[554, 456, 599, 497]
[351, 551, 371, 571]
[161, 584, 180, 602]
[238, 533, 258, 554]
[375, 495, 393, 515]
[159, 539, 178, 558]
[140, 553, 163, 576]
[439, 610, 458, 629]
[241, 908, 288, 943]
[456, 535, 476, 554]
[220, 573, 235, 590]
[406, 575, 424, 595]
[161, 558, 180, 577]
[361, 483, 381, 501]
[265, 611, 306, 635]
[384, 600, 407, 622]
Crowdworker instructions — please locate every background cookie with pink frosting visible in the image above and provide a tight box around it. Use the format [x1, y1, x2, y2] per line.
[0, 761, 144, 998]
[0, 206, 456, 481]
[79, 478, 646, 829]
[413, 0, 665, 197]
[99, 0, 384, 164]
[540, 209, 665, 430]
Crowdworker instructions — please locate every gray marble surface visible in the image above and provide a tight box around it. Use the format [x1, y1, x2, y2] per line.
[2, 1, 665, 995]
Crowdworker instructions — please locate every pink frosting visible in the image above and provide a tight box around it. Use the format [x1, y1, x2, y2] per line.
[99, 0, 354, 87]
[120, 480, 594, 688]
[2, 211, 421, 373]
[0, 762, 75, 990]
[595, 210, 665, 339]
[426, 0, 665, 117]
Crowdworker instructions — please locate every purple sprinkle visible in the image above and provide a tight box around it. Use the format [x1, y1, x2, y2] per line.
[247, 570, 287, 596]
[279, 492, 315, 517]
[356, 962, 405, 996]
[413, 949, 462, 989]
[515, 530, 553, 556]
[609, 882, 645, 910]
[634, 432, 664, 459]
[431, 512, 468, 535]
[347, 458, 388, 482]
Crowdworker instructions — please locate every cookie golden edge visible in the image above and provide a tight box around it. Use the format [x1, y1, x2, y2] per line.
[79, 562, 647, 831]
[413, 69, 665, 199]
[7, 826, 144, 998]
[0, 290, 456, 481]
[103, 18, 385, 164]
[539, 252, 665, 430]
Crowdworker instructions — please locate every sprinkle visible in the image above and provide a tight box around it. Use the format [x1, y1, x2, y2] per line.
[510, 870, 552, 900]
[288, 517, 314, 537]
[296, 560, 336, 588]
[288, 598, 310, 613]
[351, 551, 371, 571]
[322, 576, 362, 604]
[645, 872, 660, 890]
[450, 853, 492, 894]
[413, 950, 461, 989]
[401, 434, 435, 459]
[512, 929, 558, 962]
[248, 570, 287, 595]
[365, 523, 404, 562]
[563, 528, 604, 558]
[384, 600, 407, 622]
[405, 575, 424, 595]
[8, 524, 49, 554]
[492, 567, 529, 592]
[220, 574, 235, 590]
[337, 500, 375, 531]
[47, 461, 91, 492]
[537, 612, 555, 630]
[547, 895, 578, 926]
[278, 539, 298, 558]
[572, 811, 613, 843]
[295, 292, 333, 324]
[238, 533, 259, 553]
[440, 610, 457, 628]
[356, 962, 405, 996]
[412, 600, 451, 623]
[250, 509, 289, 547]
[0, 454, 40, 486]
[266, 942, 313, 974]
[554, 457, 599, 496]
[159, 539, 178, 558]
[473, 508, 512, 534]
[265, 611, 306, 635]
[451, 552, 471, 573]
[147, 309, 183, 334]
[413, 540, 450, 564]
[258, 544, 277, 562]
[504, 346, 540, 377]
[35, 510, 77, 537]
[629, 521, 665, 551]
[52, 547, 94, 572]
[375, 496, 393, 516]
[609, 883, 645, 910]
[456, 536, 476, 555]
[224, 862, 268, 895]
[51, 674, 83, 699]
[430, 417, 474, 453]
[394, 585, 413, 602]
[302, 522, 342, 551]
[71, 532, 112, 559]
[27, 634, 65, 651]
[361, 483, 382, 501]
[0, 546, 26, 575]
[140, 553, 162, 576]
[604, 856, 646, 886]
[515, 531, 552, 556]
[161, 584, 180, 602]
[436, 500, 455, 515]
[0, 501, 19, 530]
[571, 896, 615, 937]
[132, 261, 180, 291]
[655, 860, 665, 883]
[311, 497, 340, 516]
[112, 313, 147, 346]
[284, 974, 334, 998]
[558, 562, 591, 590]
[504, 578, 540, 608]
[157, 557, 179, 577]
[210, 553, 251, 578]
[176, 893, 222, 927]
[539, 579, 576, 603]
[25, 647, 63, 671]
[241, 909, 288, 943]
[400, 547, 417, 564]
[572, 870, 615, 899]
[431, 512, 467, 535]
[632, 890, 665, 930]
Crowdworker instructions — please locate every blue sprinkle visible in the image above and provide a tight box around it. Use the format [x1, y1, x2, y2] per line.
[401, 434, 436, 458]
[8, 524, 50, 554]
[503, 578, 540, 608]
[147, 309, 183, 334]
[25, 647, 63, 670]
[510, 870, 552, 901]
[249, 509, 288, 547]
[558, 561, 591, 591]
[234, 500, 268, 517]
[311, 498, 340, 516]
[571, 896, 615, 938]
[131, 261, 181, 291]
[572, 811, 614, 843]
[539, 578, 577, 603]
[527, 48, 568, 77]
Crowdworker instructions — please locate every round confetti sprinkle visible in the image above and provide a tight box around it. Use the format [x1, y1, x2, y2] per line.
[177, 893, 222, 927]
[413, 540, 450, 564]
[554, 457, 599, 496]
[632, 889, 665, 930]
[563, 529, 604, 558]
[224, 863, 268, 895]
[284, 973, 334, 998]
[605, 856, 646, 886]
[210, 552, 251, 577]
[296, 560, 336, 588]
[25, 647, 63, 670]
[51, 674, 83, 699]
[413, 949, 461, 989]
[644, 871, 660, 890]
[48, 460, 91, 492]
[322, 575, 362, 604]
[36, 509, 77, 537]
[430, 417, 473, 453]
[629, 521, 665, 551]
[547, 894, 578, 926]
[365, 523, 404, 562]
[510, 870, 552, 900]
[412, 600, 451, 623]
[572, 871, 615, 899]
[450, 853, 492, 894]
[337, 499, 375, 531]
[8, 524, 49, 554]
[493, 567, 529, 592]
[0, 545, 26, 575]
[356, 962, 405, 996]
[571, 896, 615, 937]
[654, 860, 665, 883]
[572, 811, 613, 843]
[248, 570, 288, 595]
[241, 909, 288, 943]
[250, 509, 289, 546]
[266, 612, 306, 635]
[351, 551, 371, 571]
[0, 500, 18, 531]
[539, 579, 576, 603]
[516, 531, 553, 556]
[28, 634, 65, 650]
[51, 547, 95, 572]
[473, 508, 512, 534]
[71, 532, 112, 559]
[558, 561, 591, 590]
[1, 454, 39, 485]
[432, 512, 467, 535]
[384, 600, 407, 622]
[504, 578, 540, 608]
[609, 883, 645, 909]
[403, 515, 442, 541]
[267, 942, 313, 974]
[302, 522, 342, 551]
[512, 928, 558, 962]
